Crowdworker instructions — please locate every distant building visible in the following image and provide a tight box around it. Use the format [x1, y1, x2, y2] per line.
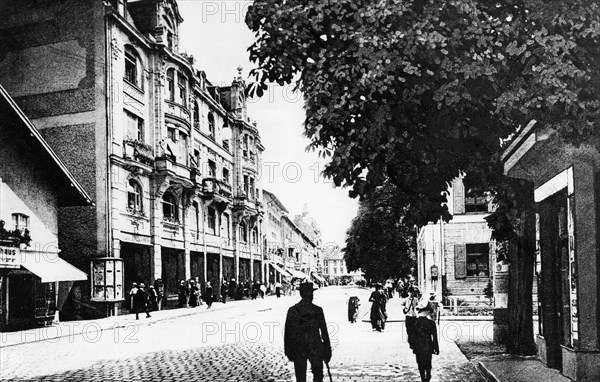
[262, 190, 324, 286]
[0, 0, 264, 316]
[323, 245, 363, 284]
[416, 177, 493, 302]
[0, 85, 92, 330]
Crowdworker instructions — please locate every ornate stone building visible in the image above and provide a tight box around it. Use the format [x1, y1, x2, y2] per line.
[0, 0, 264, 315]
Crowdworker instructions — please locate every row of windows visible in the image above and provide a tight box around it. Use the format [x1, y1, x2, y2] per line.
[126, 179, 256, 242]
[123, 47, 219, 142]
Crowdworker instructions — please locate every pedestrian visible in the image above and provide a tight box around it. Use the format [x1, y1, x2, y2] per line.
[348, 296, 360, 323]
[204, 281, 214, 309]
[221, 279, 228, 303]
[133, 283, 151, 320]
[259, 283, 266, 298]
[128, 282, 138, 311]
[427, 291, 440, 324]
[369, 283, 387, 331]
[251, 280, 260, 299]
[178, 280, 188, 308]
[229, 278, 237, 300]
[284, 282, 332, 382]
[195, 277, 204, 306]
[412, 300, 440, 382]
[148, 285, 159, 311]
[188, 280, 199, 307]
[403, 287, 420, 349]
[275, 281, 282, 298]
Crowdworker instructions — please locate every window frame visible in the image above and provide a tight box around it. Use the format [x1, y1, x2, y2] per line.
[166, 68, 175, 102]
[11, 213, 29, 231]
[465, 243, 490, 277]
[162, 191, 179, 223]
[127, 179, 143, 213]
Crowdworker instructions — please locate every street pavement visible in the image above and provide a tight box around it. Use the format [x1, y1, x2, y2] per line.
[0, 286, 486, 381]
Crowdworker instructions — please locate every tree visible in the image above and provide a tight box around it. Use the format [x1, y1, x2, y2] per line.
[343, 182, 416, 281]
[246, 0, 600, 355]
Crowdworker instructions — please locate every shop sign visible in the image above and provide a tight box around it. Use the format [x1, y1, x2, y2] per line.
[0, 246, 20, 269]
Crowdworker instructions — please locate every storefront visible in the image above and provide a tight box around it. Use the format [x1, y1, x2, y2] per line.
[121, 242, 152, 310]
[0, 84, 93, 331]
[1, 248, 87, 331]
[161, 247, 185, 308]
[502, 121, 600, 381]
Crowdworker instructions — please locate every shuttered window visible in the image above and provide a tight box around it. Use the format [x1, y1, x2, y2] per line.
[454, 244, 467, 279]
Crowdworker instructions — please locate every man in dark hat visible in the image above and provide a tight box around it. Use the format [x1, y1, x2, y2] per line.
[284, 282, 332, 382]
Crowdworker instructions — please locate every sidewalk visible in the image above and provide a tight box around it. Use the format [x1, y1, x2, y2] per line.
[477, 355, 573, 382]
[360, 296, 494, 322]
[0, 294, 289, 348]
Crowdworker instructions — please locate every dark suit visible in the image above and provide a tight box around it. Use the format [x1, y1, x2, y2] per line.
[284, 300, 332, 382]
[412, 316, 439, 382]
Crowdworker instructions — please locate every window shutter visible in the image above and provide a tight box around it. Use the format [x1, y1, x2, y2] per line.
[454, 244, 467, 279]
[453, 179, 465, 214]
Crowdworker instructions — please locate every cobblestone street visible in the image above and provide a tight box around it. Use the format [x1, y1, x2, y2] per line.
[1, 287, 485, 381]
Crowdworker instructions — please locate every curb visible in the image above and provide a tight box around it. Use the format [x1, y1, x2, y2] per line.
[0, 296, 288, 348]
[361, 316, 494, 323]
[476, 361, 501, 382]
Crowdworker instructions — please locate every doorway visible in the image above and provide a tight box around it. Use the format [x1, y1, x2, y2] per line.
[538, 189, 569, 370]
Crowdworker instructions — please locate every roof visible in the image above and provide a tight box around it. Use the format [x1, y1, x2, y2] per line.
[262, 189, 289, 213]
[0, 85, 93, 207]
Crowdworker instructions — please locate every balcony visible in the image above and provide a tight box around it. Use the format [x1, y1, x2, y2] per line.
[154, 157, 194, 189]
[123, 140, 154, 166]
[202, 177, 232, 198]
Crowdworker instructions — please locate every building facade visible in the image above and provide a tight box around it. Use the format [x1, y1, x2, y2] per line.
[417, 177, 493, 302]
[262, 190, 323, 286]
[0, 85, 91, 330]
[323, 244, 363, 284]
[0, 0, 264, 315]
[502, 120, 600, 382]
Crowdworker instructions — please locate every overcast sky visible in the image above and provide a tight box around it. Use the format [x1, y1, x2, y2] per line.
[178, 0, 359, 249]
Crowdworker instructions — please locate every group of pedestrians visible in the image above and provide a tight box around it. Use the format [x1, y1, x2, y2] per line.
[178, 279, 216, 308]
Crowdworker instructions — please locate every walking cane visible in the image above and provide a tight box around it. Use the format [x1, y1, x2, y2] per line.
[325, 361, 333, 382]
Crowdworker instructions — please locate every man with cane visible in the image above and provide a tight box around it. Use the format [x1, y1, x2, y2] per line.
[284, 282, 332, 382]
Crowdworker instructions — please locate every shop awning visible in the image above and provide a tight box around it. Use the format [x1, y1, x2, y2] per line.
[287, 269, 307, 279]
[20, 252, 88, 283]
[311, 272, 325, 283]
[270, 263, 290, 277]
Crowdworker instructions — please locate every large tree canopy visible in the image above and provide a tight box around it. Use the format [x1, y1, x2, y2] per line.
[343, 182, 416, 281]
[246, 0, 600, 225]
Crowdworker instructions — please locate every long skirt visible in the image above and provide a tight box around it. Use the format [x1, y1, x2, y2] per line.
[405, 315, 417, 348]
[348, 296, 360, 323]
[370, 304, 386, 331]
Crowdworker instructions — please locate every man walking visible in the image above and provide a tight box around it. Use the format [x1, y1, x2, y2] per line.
[133, 283, 151, 320]
[284, 282, 332, 382]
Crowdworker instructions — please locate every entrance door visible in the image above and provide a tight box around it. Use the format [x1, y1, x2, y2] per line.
[121, 243, 152, 310]
[539, 189, 569, 370]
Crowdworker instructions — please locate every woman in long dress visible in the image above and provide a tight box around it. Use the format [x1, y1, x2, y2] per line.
[204, 281, 213, 309]
[369, 283, 387, 331]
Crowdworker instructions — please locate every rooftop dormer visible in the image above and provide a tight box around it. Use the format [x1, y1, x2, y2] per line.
[127, 0, 183, 52]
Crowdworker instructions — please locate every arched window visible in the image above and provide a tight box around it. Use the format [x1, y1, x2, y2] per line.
[166, 68, 175, 101]
[162, 191, 179, 222]
[193, 101, 200, 128]
[124, 46, 142, 89]
[127, 179, 143, 213]
[208, 112, 215, 140]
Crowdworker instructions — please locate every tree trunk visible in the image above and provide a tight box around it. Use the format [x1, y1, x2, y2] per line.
[506, 182, 537, 356]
